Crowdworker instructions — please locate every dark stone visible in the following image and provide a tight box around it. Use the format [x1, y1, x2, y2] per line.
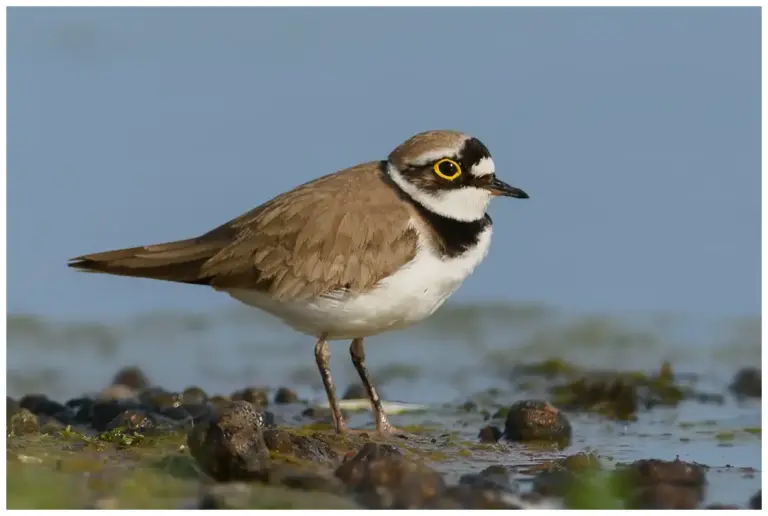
[105, 409, 156, 434]
[257, 463, 347, 494]
[19, 394, 66, 418]
[262, 411, 276, 428]
[140, 389, 183, 412]
[301, 406, 349, 425]
[629, 483, 701, 509]
[478, 425, 501, 443]
[209, 395, 231, 412]
[623, 458, 707, 489]
[435, 484, 525, 509]
[503, 400, 572, 445]
[562, 452, 601, 471]
[182, 386, 208, 405]
[182, 403, 213, 424]
[532, 470, 575, 497]
[7, 396, 20, 423]
[157, 405, 193, 423]
[111, 366, 150, 390]
[730, 368, 761, 398]
[262, 429, 339, 464]
[9, 408, 39, 435]
[274, 387, 299, 405]
[89, 400, 145, 431]
[750, 490, 761, 509]
[459, 465, 515, 493]
[341, 384, 367, 400]
[335, 443, 444, 509]
[187, 400, 270, 482]
[231, 387, 269, 409]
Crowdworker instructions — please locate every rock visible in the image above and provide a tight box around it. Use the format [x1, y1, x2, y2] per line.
[209, 395, 231, 412]
[105, 409, 156, 434]
[197, 481, 360, 509]
[750, 490, 761, 509]
[301, 406, 349, 425]
[336, 443, 444, 509]
[187, 400, 270, 481]
[274, 387, 299, 405]
[19, 394, 67, 418]
[532, 453, 601, 497]
[623, 458, 707, 489]
[478, 425, 501, 443]
[629, 483, 701, 509]
[503, 400, 572, 445]
[256, 463, 347, 494]
[182, 386, 208, 405]
[436, 484, 526, 509]
[182, 403, 214, 424]
[553, 376, 639, 420]
[459, 465, 515, 492]
[7, 396, 20, 423]
[730, 368, 761, 398]
[341, 384, 367, 400]
[111, 366, 150, 390]
[88, 400, 144, 431]
[9, 408, 39, 435]
[139, 388, 183, 411]
[262, 429, 339, 464]
[231, 387, 269, 409]
[97, 384, 138, 402]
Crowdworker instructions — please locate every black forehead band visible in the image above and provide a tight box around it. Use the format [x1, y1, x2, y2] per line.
[457, 138, 492, 170]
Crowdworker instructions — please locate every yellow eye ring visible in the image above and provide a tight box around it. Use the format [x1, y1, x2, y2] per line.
[433, 158, 462, 181]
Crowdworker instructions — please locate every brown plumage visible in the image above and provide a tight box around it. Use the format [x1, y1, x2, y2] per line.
[69, 161, 420, 300]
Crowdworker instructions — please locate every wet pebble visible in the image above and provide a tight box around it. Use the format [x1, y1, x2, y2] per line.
[623, 458, 707, 489]
[111, 366, 150, 390]
[435, 484, 526, 509]
[335, 443, 444, 509]
[629, 483, 701, 509]
[187, 400, 270, 482]
[231, 387, 269, 409]
[478, 425, 501, 443]
[262, 429, 339, 464]
[459, 465, 515, 492]
[9, 408, 39, 435]
[729, 367, 761, 399]
[503, 400, 572, 445]
[274, 387, 299, 404]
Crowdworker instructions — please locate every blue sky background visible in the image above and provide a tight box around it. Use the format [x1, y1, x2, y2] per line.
[7, 7, 761, 320]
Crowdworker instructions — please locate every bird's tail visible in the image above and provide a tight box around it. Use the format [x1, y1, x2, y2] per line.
[67, 238, 226, 285]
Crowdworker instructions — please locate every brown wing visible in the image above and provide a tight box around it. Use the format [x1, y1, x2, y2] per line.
[69, 161, 419, 300]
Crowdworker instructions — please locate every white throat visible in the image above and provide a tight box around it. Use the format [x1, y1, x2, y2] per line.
[387, 162, 492, 222]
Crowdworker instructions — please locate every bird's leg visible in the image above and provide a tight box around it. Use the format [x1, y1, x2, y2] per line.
[350, 337, 394, 434]
[314, 335, 347, 434]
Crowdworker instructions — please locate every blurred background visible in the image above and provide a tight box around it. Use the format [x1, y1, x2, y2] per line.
[7, 8, 760, 403]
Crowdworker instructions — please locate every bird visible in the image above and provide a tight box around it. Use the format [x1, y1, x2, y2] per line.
[68, 130, 529, 435]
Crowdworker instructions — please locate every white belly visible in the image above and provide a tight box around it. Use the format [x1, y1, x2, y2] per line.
[225, 226, 493, 340]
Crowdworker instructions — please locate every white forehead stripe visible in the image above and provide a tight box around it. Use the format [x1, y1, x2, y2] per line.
[470, 157, 495, 177]
[408, 147, 463, 167]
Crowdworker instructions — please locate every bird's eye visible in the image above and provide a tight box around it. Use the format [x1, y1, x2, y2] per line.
[433, 159, 462, 181]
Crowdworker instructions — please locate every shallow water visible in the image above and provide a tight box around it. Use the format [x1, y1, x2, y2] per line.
[6, 304, 762, 506]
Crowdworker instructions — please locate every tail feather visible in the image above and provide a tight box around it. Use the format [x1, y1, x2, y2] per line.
[68, 238, 225, 285]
